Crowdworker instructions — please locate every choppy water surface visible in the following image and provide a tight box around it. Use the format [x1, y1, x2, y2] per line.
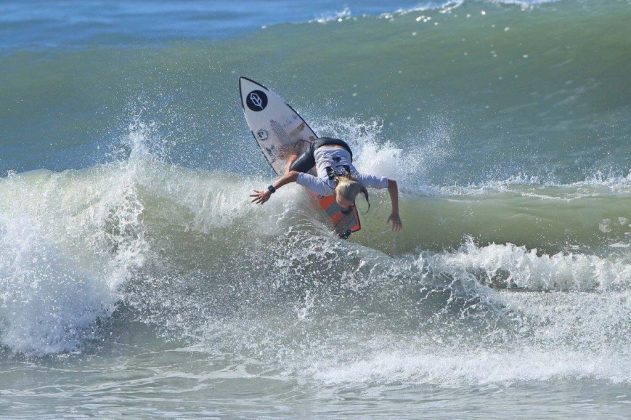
[1, 0, 631, 417]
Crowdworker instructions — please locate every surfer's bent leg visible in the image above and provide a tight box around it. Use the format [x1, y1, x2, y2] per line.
[288, 143, 316, 173]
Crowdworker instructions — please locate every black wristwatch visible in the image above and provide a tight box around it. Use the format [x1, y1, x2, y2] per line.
[267, 185, 276, 193]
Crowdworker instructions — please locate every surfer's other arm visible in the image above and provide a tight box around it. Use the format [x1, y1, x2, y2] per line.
[250, 171, 299, 204]
[386, 179, 402, 232]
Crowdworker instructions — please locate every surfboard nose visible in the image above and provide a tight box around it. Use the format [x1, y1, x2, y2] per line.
[239, 77, 267, 109]
[239, 76, 266, 92]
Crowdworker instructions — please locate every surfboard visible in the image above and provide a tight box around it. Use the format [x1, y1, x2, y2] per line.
[239, 77, 360, 238]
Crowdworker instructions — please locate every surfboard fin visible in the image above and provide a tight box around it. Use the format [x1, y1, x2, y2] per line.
[338, 229, 352, 240]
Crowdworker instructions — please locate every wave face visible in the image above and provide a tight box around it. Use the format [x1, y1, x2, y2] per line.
[2, 0, 631, 417]
[1, 126, 630, 369]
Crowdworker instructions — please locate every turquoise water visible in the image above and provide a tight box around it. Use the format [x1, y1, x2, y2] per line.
[2, 0, 631, 417]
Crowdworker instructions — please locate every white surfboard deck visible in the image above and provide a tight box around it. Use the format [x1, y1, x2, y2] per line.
[239, 77, 360, 238]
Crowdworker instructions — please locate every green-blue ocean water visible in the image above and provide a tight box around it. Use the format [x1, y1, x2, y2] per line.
[2, 0, 631, 417]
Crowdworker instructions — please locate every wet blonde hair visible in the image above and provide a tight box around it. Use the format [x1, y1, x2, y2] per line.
[335, 175, 370, 212]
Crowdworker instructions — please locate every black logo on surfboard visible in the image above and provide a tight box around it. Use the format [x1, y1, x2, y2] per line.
[246, 90, 268, 112]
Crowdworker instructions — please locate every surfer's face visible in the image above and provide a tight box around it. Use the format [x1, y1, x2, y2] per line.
[336, 195, 355, 214]
[340, 206, 355, 215]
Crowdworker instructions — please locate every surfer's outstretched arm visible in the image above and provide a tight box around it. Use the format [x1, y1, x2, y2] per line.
[386, 179, 402, 231]
[250, 171, 299, 204]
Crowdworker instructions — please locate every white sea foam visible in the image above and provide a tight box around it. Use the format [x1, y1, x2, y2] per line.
[305, 239, 631, 387]
[312, 116, 453, 190]
[312, 345, 630, 386]
[309, 115, 631, 199]
[0, 123, 153, 355]
[380, 1, 464, 19]
[311, 7, 352, 24]
[0, 214, 114, 354]
[426, 171, 631, 198]
[424, 238, 631, 291]
[490, 0, 559, 11]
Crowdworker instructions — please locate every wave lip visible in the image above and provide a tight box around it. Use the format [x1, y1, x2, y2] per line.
[0, 148, 149, 355]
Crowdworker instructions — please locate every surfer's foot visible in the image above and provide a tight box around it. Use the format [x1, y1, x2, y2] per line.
[283, 151, 299, 173]
[279, 142, 303, 163]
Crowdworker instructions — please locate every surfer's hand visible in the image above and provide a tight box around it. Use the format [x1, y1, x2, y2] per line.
[387, 213, 402, 232]
[250, 189, 271, 204]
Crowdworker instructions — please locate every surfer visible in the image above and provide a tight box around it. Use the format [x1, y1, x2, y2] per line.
[251, 137, 402, 231]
